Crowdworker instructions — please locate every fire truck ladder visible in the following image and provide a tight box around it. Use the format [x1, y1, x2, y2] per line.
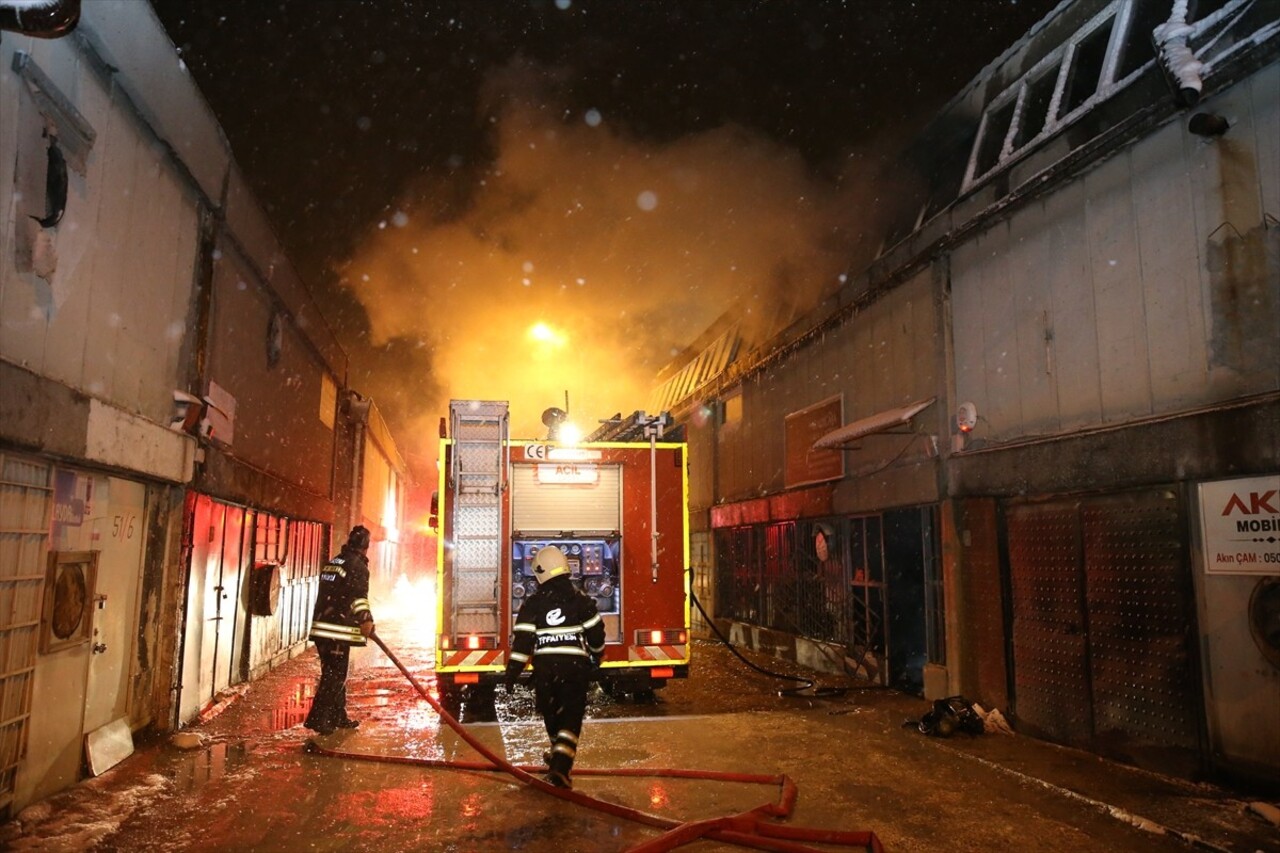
[449, 400, 509, 641]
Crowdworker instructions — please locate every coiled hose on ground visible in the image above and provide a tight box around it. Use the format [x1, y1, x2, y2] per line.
[308, 632, 883, 853]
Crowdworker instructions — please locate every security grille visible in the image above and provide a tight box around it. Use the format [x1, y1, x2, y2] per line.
[0, 453, 52, 819]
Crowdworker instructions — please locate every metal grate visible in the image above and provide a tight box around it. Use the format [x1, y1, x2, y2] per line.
[0, 453, 52, 819]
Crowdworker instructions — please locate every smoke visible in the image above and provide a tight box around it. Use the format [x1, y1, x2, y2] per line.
[339, 58, 889, 467]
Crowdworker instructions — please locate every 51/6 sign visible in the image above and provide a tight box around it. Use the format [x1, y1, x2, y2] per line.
[111, 514, 137, 542]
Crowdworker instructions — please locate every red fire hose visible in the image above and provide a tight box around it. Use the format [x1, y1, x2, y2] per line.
[306, 633, 883, 853]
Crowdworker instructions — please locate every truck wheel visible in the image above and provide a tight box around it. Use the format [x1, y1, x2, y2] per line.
[469, 684, 496, 708]
[439, 687, 462, 717]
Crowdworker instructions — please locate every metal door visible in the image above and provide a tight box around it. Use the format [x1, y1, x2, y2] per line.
[1007, 490, 1200, 763]
[83, 477, 146, 732]
[180, 495, 249, 721]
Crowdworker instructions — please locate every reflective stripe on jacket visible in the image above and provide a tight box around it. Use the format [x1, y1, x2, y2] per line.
[506, 575, 605, 680]
[309, 547, 372, 647]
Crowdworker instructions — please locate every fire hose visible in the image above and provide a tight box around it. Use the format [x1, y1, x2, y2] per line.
[307, 632, 884, 853]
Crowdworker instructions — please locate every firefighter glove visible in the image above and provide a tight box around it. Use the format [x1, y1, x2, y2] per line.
[358, 618, 376, 638]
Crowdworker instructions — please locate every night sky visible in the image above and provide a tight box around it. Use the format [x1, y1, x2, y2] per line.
[151, 0, 1061, 469]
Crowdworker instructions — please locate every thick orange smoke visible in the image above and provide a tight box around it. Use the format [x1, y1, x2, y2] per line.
[340, 59, 884, 460]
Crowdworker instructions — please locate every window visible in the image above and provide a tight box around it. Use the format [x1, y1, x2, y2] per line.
[963, 0, 1148, 192]
[1061, 15, 1117, 117]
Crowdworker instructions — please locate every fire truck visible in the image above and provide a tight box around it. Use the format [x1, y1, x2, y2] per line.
[432, 400, 691, 707]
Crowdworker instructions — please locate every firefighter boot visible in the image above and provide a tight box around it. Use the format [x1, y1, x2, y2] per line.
[546, 729, 577, 788]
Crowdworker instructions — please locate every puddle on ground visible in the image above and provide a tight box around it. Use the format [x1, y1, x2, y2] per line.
[173, 740, 249, 793]
[262, 678, 315, 731]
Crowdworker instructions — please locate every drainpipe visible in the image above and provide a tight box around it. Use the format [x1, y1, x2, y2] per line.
[347, 392, 371, 535]
[1154, 0, 1203, 106]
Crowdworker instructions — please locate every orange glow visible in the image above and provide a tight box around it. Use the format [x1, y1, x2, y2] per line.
[382, 486, 400, 543]
[527, 322, 565, 347]
[454, 673, 480, 684]
[372, 573, 436, 650]
[461, 793, 483, 819]
[651, 667, 675, 678]
[648, 783, 670, 809]
[557, 422, 582, 445]
[342, 93, 863, 460]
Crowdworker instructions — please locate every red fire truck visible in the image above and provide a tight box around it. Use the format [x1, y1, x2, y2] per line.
[432, 400, 691, 707]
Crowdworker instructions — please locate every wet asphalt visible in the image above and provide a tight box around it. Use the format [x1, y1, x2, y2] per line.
[2, 608, 1278, 853]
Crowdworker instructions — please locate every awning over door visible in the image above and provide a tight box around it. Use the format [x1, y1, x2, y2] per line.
[812, 397, 936, 449]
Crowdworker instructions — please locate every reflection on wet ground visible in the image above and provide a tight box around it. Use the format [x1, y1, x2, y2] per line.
[172, 740, 249, 793]
[261, 678, 313, 732]
[6, 598, 1276, 853]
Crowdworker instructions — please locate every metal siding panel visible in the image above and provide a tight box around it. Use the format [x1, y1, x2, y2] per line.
[1008, 206, 1059, 433]
[950, 237, 992, 427]
[1130, 123, 1210, 407]
[80, 102, 138, 404]
[1085, 150, 1154, 421]
[979, 223, 1025, 438]
[1007, 501, 1094, 746]
[1253, 62, 1280, 232]
[1040, 182, 1104, 431]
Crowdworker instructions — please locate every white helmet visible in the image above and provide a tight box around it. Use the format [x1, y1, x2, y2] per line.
[532, 546, 570, 584]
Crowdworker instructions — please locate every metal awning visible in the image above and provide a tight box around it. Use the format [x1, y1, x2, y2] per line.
[812, 397, 936, 449]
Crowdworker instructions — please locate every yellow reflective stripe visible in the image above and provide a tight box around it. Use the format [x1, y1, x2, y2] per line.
[310, 623, 362, 641]
[552, 743, 577, 758]
[533, 647, 588, 657]
[509, 651, 530, 663]
[556, 730, 578, 745]
[513, 623, 537, 633]
[587, 641, 605, 653]
[324, 566, 347, 577]
[536, 626, 585, 635]
[582, 613, 602, 629]
[350, 598, 371, 613]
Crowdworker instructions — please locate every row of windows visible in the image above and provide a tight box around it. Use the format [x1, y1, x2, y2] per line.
[964, 0, 1265, 192]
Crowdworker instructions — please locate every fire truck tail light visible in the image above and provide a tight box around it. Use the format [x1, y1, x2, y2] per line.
[453, 673, 479, 685]
[651, 667, 675, 679]
[441, 634, 496, 650]
[635, 629, 686, 645]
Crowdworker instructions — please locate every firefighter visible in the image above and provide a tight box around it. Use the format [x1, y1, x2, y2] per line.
[504, 545, 605, 789]
[304, 525, 376, 736]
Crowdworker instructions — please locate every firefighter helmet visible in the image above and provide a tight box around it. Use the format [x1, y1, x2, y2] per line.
[347, 525, 371, 553]
[532, 546, 569, 584]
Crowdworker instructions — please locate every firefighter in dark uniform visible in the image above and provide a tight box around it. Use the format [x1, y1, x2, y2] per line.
[504, 545, 605, 789]
[304, 526, 376, 736]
